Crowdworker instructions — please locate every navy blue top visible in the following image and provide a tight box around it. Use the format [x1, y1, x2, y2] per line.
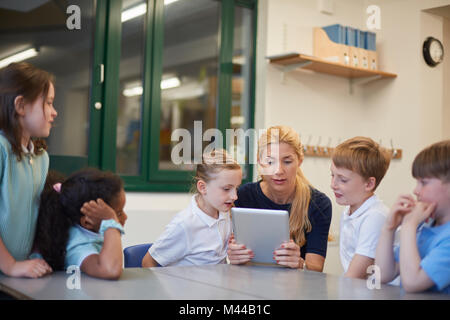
[234, 181, 332, 259]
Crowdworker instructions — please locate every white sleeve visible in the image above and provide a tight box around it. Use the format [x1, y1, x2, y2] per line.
[148, 221, 189, 266]
[355, 212, 386, 259]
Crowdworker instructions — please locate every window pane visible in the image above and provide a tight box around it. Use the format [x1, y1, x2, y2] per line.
[0, 0, 95, 159]
[116, 0, 146, 176]
[159, 0, 220, 171]
[232, 5, 254, 179]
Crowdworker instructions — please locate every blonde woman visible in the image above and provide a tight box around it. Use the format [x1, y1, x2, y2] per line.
[227, 126, 331, 271]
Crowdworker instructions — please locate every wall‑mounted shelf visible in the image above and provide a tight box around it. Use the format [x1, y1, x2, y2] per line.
[267, 52, 397, 93]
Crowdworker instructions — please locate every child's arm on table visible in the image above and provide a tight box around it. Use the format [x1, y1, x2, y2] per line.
[142, 252, 159, 268]
[0, 236, 52, 278]
[80, 199, 123, 280]
[345, 255, 374, 279]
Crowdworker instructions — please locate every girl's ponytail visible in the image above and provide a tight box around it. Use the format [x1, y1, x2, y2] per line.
[33, 170, 71, 270]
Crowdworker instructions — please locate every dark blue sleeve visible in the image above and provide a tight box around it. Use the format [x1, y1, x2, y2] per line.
[234, 182, 256, 208]
[303, 190, 332, 258]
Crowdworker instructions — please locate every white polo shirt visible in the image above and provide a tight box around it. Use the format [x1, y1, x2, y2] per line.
[339, 194, 388, 272]
[149, 195, 231, 267]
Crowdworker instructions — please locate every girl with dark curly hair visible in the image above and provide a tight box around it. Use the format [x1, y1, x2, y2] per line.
[33, 168, 128, 280]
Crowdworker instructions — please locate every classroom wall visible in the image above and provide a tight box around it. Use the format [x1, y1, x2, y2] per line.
[122, 0, 450, 275]
[444, 16, 450, 139]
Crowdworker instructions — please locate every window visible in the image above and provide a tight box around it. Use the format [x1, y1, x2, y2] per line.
[0, 0, 100, 175]
[103, 0, 257, 191]
[0, 0, 257, 191]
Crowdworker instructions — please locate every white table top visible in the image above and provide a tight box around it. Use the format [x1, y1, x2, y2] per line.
[1, 264, 448, 300]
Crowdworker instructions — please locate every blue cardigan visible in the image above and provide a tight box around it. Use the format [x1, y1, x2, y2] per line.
[0, 132, 48, 261]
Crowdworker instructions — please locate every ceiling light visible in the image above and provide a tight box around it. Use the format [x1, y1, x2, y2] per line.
[0, 48, 39, 69]
[161, 77, 180, 90]
[164, 0, 180, 5]
[123, 85, 143, 97]
[122, 77, 180, 97]
[121, 3, 147, 22]
[121, 0, 179, 22]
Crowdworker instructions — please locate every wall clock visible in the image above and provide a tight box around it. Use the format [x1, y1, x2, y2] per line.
[423, 37, 444, 67]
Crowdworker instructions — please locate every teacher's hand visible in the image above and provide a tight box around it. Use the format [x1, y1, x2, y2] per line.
[274, 240, 304, 269]
[227, 234, 254, 265]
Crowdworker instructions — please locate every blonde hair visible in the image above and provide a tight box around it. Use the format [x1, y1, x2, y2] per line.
[412, 139, 450, 183]
[192, 148, 241, 193]
[258, 126, 311, 248]
[332, 136, 391, 191]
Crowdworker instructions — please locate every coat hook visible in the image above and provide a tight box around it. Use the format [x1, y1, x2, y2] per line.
[390, 139, 398, 158]
[300, 134, 307, 153]
[324, 137, 332, 155]
[314, 136, 321, 154]
[304, 135, 312, 153]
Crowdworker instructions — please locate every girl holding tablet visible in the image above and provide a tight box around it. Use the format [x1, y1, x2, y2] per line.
[142, 149, 242, 267]
[228, 126, 332, 271]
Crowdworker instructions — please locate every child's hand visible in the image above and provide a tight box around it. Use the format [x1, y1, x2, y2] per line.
[7, 259, 52, 278]
[80, 198, 118, 223]
[402, 201, 436, 227]
[227, 235, 254, 265]
[273, 240, 304, 269]
[385, 194, 416, 231]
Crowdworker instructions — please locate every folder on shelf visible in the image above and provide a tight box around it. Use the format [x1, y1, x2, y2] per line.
[314, 24, 379, 70]
[344, 26, 356, 46]
[355, 29, 362, 48]
[322, 24, 345, 44]
[364, 31, 377, 70]
[365, 31, 376, 51]
[313, 27, 350, 65]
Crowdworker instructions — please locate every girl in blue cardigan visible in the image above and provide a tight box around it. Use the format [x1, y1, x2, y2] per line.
[0, 62, 57, 278]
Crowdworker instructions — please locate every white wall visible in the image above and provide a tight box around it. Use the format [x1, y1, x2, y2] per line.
[122, 0, 450, 276]
[444, 16, 450, 139]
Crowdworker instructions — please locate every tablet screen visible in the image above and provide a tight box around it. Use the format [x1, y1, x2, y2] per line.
[231, 207, 290, 264]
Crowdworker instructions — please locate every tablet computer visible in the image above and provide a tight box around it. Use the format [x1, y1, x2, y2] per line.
[231, 207, 290, 264]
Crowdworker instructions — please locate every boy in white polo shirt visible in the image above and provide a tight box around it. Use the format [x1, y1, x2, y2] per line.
[330, 137, 391, 279]
[142, 149, 242, 267]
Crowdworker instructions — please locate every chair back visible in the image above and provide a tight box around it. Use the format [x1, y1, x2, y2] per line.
[124, 243, 152, 268]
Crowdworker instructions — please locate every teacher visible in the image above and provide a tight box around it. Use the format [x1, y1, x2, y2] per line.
[228, 126, 332, 271]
